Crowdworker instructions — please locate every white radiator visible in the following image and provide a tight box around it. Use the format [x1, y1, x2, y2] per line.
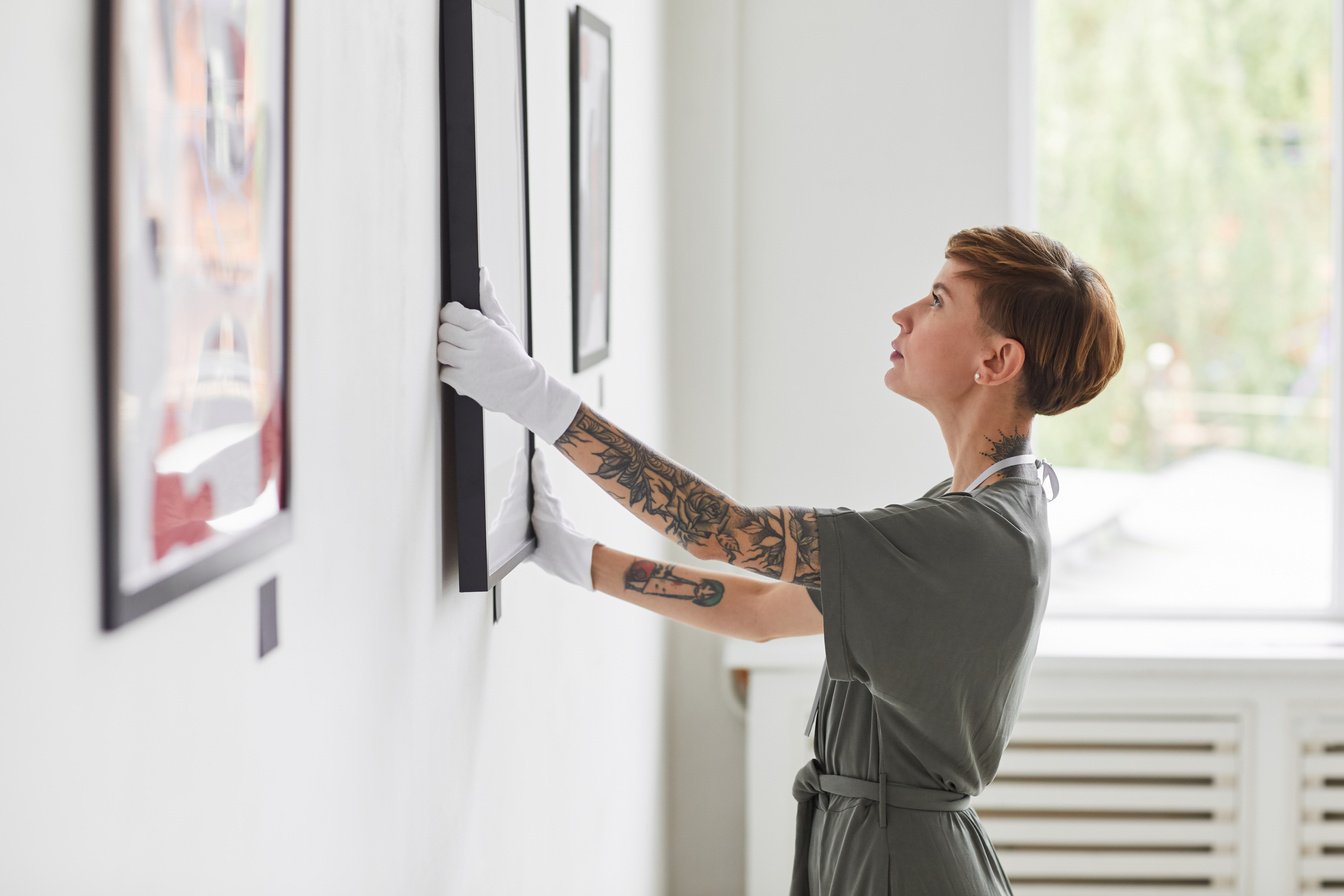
[1298, 716, 1344, 894]
[725, 633, 1344, 896]
[977, 714, 1244, 895]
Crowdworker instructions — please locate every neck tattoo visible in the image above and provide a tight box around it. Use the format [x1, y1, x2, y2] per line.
[978, 427, 1034, 481]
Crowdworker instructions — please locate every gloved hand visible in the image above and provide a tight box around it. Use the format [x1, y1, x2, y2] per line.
[527, 447, 599, 591]
[485, 445, 532, 543]
[438, 267, 583, 445]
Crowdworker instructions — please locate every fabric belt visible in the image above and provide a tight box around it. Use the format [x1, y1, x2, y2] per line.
[790, 758, 970, 896]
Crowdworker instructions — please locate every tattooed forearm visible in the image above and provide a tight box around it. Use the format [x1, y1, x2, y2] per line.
[624, 560, 724, 607]
[555, 403, 822, 586]
[978, 426, 1035, 480]
[593, 544, 778, 641]
[557, 407, 727, 547]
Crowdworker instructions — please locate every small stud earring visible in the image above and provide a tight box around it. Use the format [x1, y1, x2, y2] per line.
[974, 372, 981, 382]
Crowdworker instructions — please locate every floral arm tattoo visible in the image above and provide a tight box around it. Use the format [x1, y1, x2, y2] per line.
[554, 404, 821, 587]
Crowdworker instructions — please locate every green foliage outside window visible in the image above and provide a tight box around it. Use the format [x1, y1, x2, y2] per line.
[1033, 0, 1334, 471]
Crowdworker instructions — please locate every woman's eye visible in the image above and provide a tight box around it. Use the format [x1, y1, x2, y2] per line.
[930, 295, 943, 308]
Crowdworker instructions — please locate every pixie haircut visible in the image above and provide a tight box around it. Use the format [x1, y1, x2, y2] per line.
[946, 226, 1125, 416]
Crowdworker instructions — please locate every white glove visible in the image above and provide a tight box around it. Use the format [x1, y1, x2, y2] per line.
[527, 448, 599, 591]
[438, 267, 583, 445]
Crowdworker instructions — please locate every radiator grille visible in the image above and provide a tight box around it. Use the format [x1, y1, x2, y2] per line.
[1299, 717, 1344, 894]
[977, 714, 1243, 895]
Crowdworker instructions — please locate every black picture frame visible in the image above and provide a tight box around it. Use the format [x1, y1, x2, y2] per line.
[96, 0, 294, 630]
[440, 0, 538, 594]
[570, 6, 613, 373]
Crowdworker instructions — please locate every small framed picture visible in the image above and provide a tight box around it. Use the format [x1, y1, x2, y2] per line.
[570, 6, 612, 372]
[96, 0, 293, 629]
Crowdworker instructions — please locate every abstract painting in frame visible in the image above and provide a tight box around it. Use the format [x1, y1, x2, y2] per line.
[570, 6, 612, 373]
[96, 0, 293, 629]
[440, 0, 538, 597]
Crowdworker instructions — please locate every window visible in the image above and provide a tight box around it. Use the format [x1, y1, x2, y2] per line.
[1025, 0, 1341, 616]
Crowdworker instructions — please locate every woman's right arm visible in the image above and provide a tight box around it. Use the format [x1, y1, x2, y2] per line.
[591, 543, 821, 642]
[556, 403, 821, 588]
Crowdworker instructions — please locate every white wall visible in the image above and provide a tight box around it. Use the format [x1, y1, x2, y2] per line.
[663, 0, 746, 890]
[664, 1, 1016, 893]
[0, 1, 670, 894]
[1, 0, 1026, 891]
[734, 0, 1017, 506]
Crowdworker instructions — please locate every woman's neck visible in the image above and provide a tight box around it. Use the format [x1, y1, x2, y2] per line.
[938, 408, 1036, 493]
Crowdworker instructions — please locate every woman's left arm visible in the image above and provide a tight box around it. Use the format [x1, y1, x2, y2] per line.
[554, 402, 821, 588]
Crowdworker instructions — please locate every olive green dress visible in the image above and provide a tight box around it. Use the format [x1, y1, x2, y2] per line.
[791, 475, 1051, 895]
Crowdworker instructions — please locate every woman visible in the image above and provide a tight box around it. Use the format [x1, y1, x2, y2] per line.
[438, 225, 1124, 894]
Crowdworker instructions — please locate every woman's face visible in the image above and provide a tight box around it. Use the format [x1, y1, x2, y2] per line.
[884, 257, 993, 408]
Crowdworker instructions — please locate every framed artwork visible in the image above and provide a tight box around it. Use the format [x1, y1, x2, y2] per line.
[96, 0, 293, 630]
[440, 0, 537, 597]
[570, 6, 612, 373]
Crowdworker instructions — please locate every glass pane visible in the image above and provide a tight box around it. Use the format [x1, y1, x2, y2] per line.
[113, 0, 287, 596]
[472, 0, 534, 577]
[1034, 0, 1335, 612]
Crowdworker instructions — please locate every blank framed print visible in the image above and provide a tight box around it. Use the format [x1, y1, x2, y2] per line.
[440, 0, 537, 593]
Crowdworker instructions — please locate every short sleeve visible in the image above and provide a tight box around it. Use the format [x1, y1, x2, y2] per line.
[814, 499, 1039, 693]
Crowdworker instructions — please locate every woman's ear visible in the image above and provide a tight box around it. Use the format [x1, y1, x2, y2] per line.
[980, 338, 1027, 386]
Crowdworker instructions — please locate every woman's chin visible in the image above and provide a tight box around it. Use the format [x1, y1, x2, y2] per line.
[883, 367, 904, 394]
[884, 369, 927, 409]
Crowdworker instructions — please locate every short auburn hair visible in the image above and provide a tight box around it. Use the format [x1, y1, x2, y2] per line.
[946, 226, 1125, 416]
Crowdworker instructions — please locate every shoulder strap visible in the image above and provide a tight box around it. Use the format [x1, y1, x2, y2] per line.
[966, 453, 1059, 501]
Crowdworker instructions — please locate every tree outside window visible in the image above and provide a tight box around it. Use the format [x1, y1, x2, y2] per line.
[1033, 0, 1336, 614]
